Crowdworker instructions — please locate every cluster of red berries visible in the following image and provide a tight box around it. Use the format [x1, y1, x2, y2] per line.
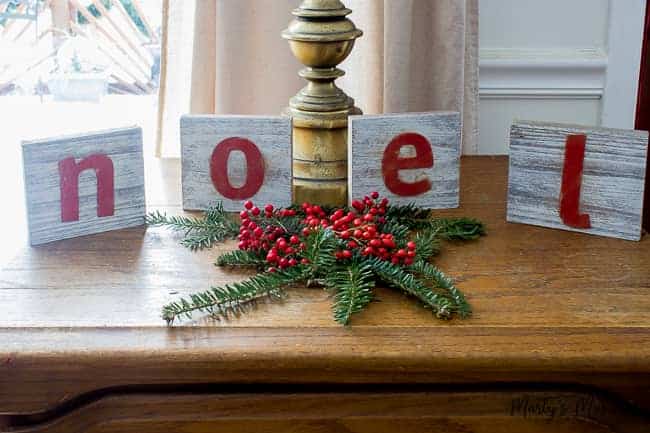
[237, 192, 417, 273]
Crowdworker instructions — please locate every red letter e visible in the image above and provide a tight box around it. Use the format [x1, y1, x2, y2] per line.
[382, 133, 434, 197]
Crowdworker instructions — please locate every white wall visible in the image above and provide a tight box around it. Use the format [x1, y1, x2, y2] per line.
[478, 0, 645, 154]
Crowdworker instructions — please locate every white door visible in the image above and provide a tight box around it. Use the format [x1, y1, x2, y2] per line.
[478, 0, 646, 154]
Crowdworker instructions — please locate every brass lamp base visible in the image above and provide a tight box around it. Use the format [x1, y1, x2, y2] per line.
[283, 0, 362, 206]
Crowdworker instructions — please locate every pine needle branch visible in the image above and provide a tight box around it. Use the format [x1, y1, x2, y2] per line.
[412, 228, 442, 262]
[366, 257, 455, 319]
[303, 228, 341, 273]
[146, 204, 239, 251]
[216, 250, 267, 269]
[409, 260, 472, 318]
[425, 218, 486, 241]
[162, 265, 308, 324]
[385, 203, 431, 221]
[326, 262, 375, 325]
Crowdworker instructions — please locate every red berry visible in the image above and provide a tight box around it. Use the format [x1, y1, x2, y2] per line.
[288, 258, 298, 267]
[244, 200, 254, 210]
[238, 241, 247, 250]
[279, 258, 289, 268]
[267, 267, 277, 273]
[407, 241, 417, 250]
[348, 241, 358, 249]
[251, 207, 261, 216]
[240, 211, 249, 220]
[351, 200, 364, 210]
[265, 204, 274, 213]
[407, 250, 416, 258]
[404, 258, 414, 266]
[342, 250, 353, 259]
[397, 249, 407, 258]
[290, 235, 300, 244]
[353, 229, 363, 238]
[353, 218, 363, 226]
[391, 257, 400, 265]
[302, 228, 311, 237]
[382, 238, 396, 248]
[371, 191, 379, 199]
[363, 247, 374, 256]
[340, 231, 351, 239]
[370, 239, 382, 248]
[253, 227, 264, 238]
[301, 258, 310, 265]
[285, 247, 295, 255]
[363, 214, 374, 222]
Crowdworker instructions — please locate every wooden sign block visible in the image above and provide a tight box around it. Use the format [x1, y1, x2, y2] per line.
[181, 115, 292, 211]
[22, 127, 145, 245]
[508, 121, 649, 241]
[348, 112, 461, 208]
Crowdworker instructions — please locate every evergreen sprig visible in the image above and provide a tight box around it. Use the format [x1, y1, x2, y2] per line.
[146, 203, 239, 251]
[162, 265, 307, 324]
[216, 250, 267, 269]
[409, 260, 471, 318]
[427, 218, 486, 241]
[367, 257, 455, 319]
[153, 200, 486, 326]
[326, 262, 375, 325]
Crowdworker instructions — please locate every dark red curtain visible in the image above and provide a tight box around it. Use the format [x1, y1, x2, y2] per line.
[636, 0, 650, 230]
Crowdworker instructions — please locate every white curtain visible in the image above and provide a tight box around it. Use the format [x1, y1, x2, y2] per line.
[157, 0, 479, 157]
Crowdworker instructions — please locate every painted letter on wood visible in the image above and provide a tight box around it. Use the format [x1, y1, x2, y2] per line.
[348, 112, 461, 208]
[181, 115, 292, 211]
[507, 121, 649, 241]
[22, 127, 145, 245]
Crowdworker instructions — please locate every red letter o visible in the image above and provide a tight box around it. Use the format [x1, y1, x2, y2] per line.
[382, 133, 434, 197]
[210, 137, 265, 200]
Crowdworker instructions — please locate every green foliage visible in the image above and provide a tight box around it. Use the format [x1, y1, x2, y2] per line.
[302, 228, 341, 272]
[412, 228, 442, 262]
[378, 219, 410, 239]
[216, 250, 266, 269]
[424, 218, 486, 241]
[162, 265, 308, 325]
[146, 203, 239, 251]
[409, 261, 471, 318]
[367, 257, 455, 319]
[385, 203, 432, 222]
[326, 262, 375, 325]
[156, 201, 486, 326]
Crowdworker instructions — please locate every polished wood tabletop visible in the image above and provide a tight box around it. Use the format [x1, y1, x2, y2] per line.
[1, 157, 649, 429]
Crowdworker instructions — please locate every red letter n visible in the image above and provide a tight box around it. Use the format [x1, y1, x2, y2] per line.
[59, 154, 115, 223]
[559, 134, 591, 229]
[382, 133, 434, 197]
[210, 137, 265, 200]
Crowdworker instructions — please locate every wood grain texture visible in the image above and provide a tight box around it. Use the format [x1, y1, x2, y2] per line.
[508, 121, 649, 241]
[181, 115, 292, 211]
[348, 112, 460, 208]
[1, 157, 650, 426]
[7, 390, 649, 433]
[21, 127, 145, 245]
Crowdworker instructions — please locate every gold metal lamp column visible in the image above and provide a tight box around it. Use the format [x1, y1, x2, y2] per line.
[283, 0, 362, 206]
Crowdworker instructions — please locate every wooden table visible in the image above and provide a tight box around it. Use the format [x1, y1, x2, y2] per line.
[1, 157, 649, 433]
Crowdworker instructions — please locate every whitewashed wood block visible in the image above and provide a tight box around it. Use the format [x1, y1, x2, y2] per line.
[22, 127, 145, 246]
[181, 115, 292, 211]
[348, 112, 461, 208]
[508, 120, 649, 241]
